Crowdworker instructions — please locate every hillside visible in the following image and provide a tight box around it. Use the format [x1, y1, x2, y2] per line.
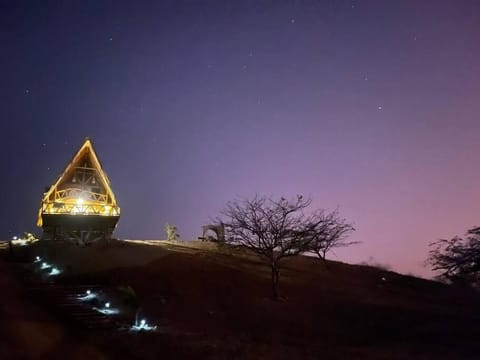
[2, 240, 480, 359]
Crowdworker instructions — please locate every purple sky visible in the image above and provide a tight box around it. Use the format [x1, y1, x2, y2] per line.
[1, 1, 480, 277]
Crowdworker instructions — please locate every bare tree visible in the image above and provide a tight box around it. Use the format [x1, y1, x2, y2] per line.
[428, 227, 480, 287]
[306, 211, 356, 263]
[220, 194, 354, 300]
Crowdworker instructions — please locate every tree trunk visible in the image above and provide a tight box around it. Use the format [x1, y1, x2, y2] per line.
[316, 250, 329, 268]
[321, 251, 330, 268]
[271, 262, 280, 300]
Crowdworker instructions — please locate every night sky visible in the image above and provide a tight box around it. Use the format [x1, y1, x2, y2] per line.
[1, 1, 480, 277]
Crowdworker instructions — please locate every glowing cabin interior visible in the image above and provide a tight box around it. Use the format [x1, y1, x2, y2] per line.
[37, 138, 120, 242]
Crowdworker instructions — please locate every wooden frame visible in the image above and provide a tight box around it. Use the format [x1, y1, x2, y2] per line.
[38, 138, 121, 243]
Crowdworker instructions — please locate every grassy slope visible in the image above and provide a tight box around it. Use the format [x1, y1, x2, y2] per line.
[4, 240, 480, 359]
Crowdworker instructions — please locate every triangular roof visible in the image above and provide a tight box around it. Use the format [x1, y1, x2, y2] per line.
[37, 138, 118, 225]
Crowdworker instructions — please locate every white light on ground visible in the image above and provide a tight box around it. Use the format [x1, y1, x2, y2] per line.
[78, 291, 96, 301]
[49, 267, 61, 276]
[105, 302, 110, 308]
[41, 262, 51, 269]
[35, 256, 41, 262]
[130, 318, 157, 332]
[93, 306, 119, 315]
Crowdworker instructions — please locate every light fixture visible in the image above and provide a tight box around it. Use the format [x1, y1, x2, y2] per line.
[93, 302, 119, 315]
[130, 318, 157, 332]
[78, 290, 96, 301]
[49, 267, 61, 276]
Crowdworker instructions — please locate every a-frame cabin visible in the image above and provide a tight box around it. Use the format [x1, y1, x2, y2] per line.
[37, 138, 120, 244]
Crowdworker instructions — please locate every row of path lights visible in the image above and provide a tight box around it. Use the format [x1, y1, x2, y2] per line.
[78, 287, 120, 315]
[34, 256, 62, 276]
[34, 255, 156, 332]
[81, 289, 156, 330]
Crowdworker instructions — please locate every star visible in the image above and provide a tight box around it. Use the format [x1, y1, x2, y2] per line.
[290, 18, 295, 24]
[25, 88, 30, 94]
[377, 106, 383, 110]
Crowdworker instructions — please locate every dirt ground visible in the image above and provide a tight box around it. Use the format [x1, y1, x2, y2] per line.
[2, 240, 480, 359]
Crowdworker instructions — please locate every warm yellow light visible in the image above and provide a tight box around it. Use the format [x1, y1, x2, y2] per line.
[72, 198, 85, 214]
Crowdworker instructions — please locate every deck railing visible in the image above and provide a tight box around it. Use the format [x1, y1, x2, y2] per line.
[55, 188, 108, 203]
[41, 202, 120, 216]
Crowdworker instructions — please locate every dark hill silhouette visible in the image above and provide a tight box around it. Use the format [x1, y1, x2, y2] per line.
[3, 240, 480, 359]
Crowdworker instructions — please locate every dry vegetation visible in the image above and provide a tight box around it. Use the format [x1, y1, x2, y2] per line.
[2, 240, 480, 359]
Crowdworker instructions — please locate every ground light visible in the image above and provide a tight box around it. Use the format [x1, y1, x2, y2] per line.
[130, 318, 157, 332]
[41, 262, 51, 269]
[93, 302, 119, 315]
[78, 289, 96, 301]
[49, 267, 61, 276]
[34, 256, 41, 262]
